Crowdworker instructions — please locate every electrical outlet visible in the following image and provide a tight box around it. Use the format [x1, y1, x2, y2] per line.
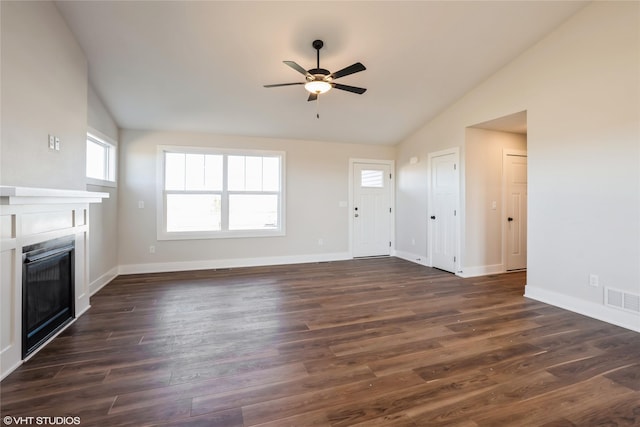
[48, 135, 55, 149]
[54, 137, 60, 151]
[589, 274, 599, 287]
[149, 245, 156, 254]
[318, 238, 324, 246]
[138, 200, 145, 209]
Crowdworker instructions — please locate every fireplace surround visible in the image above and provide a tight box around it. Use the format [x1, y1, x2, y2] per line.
[1, 186, 108, 379]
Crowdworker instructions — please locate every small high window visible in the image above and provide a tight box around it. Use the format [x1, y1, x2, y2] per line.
[86, 131, 117, 185]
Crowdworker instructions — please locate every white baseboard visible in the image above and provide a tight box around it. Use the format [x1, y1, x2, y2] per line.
[457, 264, 505, 278]
[2, 315, 80, 380]
[394, 250, 430, 267]
[525, 285, 640, 333]
[0, 360, 22, 381]
[89, 266, 119, 296]
[118, 251, 352, 275]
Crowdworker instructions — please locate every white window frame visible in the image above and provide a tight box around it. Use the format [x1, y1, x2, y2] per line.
[157, 145, 286, 240]
[86, 128, 117, 187]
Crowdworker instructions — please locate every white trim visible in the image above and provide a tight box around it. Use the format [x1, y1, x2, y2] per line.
[457, 264, 505, 278]
[86, 177, 117, 189]
[348, 158, 395, 258]
[0, 360, 22, 381]
[0, 186, 108, 203]
[525, 285, 640, 333]
[118, 252, 352, 275]
[87, 127, 117, 147]
[89, 266, 118, 296]
[394, 250, 430, 267]
[426, 147, 461, 273]
[1, 311, 83, 381]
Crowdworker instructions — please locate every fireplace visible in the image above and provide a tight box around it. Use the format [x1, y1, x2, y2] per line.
[22, 236, 75, 357]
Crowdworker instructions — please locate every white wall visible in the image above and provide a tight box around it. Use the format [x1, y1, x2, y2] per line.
[87, 84, 119, 294]
[0, 1, 88, 190]
[118, 130, 394, 272]
[395, 2, 639, 331]
[88, 84, 118, 140]
[464, 128, 526, 274]
[0, 1, 117, 296]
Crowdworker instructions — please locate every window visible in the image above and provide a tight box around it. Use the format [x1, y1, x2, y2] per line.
[361, 169, 384, 188]
[86, 130, 117, 185]
[158, 146, 285, 239]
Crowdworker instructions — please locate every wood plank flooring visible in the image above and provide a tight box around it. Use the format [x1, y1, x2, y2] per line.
[2, 257, 639, 426]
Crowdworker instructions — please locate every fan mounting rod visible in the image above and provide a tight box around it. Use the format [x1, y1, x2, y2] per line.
[309, 40, 330, 77]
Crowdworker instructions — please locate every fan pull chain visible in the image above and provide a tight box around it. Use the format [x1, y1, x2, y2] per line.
[316, 96, 320, 119]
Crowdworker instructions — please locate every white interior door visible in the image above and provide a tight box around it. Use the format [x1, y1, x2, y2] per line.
[352, 162, 391, 257]
[504, 153, 527, 270]
[429, 150, 458, 273]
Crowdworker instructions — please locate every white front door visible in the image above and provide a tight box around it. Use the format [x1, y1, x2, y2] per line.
[504, 152, 527, 270]
[429, 150, 459, 273]
[352, 162, 392, 257]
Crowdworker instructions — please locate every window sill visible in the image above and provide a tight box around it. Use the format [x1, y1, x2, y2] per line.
[158, 229, 285, 241]
[86, 178, 117, 188]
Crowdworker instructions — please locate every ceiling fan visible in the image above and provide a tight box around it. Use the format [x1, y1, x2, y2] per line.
[264, 40, 367, 102]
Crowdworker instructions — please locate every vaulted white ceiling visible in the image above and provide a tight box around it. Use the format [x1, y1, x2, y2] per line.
[56, 1, 586, 145]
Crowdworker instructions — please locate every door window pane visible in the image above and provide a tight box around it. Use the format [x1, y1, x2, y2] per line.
[361, 170, 384, 188]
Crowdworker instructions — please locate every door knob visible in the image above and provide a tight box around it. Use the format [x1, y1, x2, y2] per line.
[430, 216, 436, 220]
[507, 217, 513, 222]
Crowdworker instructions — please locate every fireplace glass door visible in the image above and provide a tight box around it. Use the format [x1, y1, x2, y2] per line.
[22, 236, 75, 357]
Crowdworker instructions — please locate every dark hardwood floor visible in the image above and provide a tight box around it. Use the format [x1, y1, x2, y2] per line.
[2, 257, 639, 426]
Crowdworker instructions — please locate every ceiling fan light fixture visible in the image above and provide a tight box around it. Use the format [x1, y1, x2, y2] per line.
[265, 39, 366, 103]
[304, 80, 332, 94]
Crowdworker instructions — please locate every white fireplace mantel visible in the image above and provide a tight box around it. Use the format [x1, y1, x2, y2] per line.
[1, 186, 108, 379]
[0, 185, 108, 205]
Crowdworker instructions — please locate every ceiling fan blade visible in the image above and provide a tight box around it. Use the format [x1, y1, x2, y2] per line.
[307, 93, 318, 102]
[330, 62, 366, 80]
[284, 61, 312, 78]
[264, 82, 305, 88]
[333, 83, 367, 95]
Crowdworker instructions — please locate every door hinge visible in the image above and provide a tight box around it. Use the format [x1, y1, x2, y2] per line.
[454, 256, 456, 262]
[454, 210, 457, 216]
[389, 173, 392, 179]
[389, 241, 392, 247]
[454, 164, 457, 170]
[389, 207, 392, 213]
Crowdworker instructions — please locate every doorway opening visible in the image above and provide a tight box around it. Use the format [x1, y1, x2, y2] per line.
[466, 110, 527, 275]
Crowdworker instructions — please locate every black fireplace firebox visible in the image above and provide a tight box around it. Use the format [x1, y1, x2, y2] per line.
[22, 236, 75, 358]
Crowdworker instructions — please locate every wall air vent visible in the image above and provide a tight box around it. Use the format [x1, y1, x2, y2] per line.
[605, 287, 640, 313]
